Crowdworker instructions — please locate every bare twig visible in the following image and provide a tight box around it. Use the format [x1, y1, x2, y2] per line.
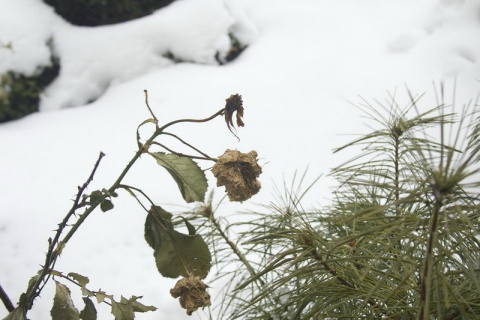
[210, 216, 261, 283]
[161, 132, 215, 159]
[143, 90, 158, 123]
[25, 152, 105, 310]
[158, 108, 224, 132]
[151, 141, 218, 162]
[0, 284, 15, 313]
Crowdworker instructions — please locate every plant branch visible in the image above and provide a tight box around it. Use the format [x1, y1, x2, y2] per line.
[157, 108, 224, 132]
[51, 272, 113, 307]
[17, 96, 232, 317]
[117, 184, 154, 213]
[311, 248, 354, 288]
[143, 90, 158, 123]
[108, 106, 223, 192]
[24, 105, 225, 311]
[418, 195, 442, 320]
[311, 248, 391, 316]
[60, 131, 160, 254]
[210, 216, 262, 284]
[152, 142, 218, 162]
[24, 151, 105, 310]
[161, 131, 215, 159]
[0, 284, 14, 313]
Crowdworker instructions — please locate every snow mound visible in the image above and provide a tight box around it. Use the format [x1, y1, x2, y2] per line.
[1, 0, 258, 111]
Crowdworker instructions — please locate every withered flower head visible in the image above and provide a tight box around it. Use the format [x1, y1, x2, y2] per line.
[212, 149, 262, 202]
[170, 276, 211, 316]
[224, 94, 244, 138]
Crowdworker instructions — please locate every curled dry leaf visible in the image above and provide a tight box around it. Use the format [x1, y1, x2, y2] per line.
[170, 276, 211, 316]
[212, 149, 262, 202]
[224, 94, 244, 138]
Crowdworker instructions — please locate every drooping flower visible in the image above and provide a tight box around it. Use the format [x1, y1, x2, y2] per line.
[224, 94, 244, 139]
[170, 276, 211, 316]
[212, 149, 262, 202]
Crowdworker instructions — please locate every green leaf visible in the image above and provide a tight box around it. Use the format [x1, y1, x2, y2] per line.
[145, 206, 211, 279]
[51, 281, 80, 320]
[111, 298, 134, 320]
[109, 296, 156, 320]
[149, 152, 208, 203]
[89, 191, 105, 205]
[68, 273, 93, 296]
[68, 272, 89, 288]
[79, 297, 97, 320]
[144, 206, 173, 250]
[154, 229, 211, 279]
[100, 199, 114, 212]
[90, 190, 114, 212]
[22, 272, 40, 305]
[81, 287, 94, 297]
[125, 296, 157, 313]
[181, 216, 196, 235]
[3, 307, 26, 320]
[95, 291, 107, 304]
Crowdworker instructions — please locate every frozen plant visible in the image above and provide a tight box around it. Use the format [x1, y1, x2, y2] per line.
[0, 92, 261, 320]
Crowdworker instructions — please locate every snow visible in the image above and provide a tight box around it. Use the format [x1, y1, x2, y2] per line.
[0, 0, 479, 319]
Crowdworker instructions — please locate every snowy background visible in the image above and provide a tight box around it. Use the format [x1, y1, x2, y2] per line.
[1, 0, 479, 319]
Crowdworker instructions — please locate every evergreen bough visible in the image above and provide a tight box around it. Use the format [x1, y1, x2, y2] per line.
[197, 86, 480, 319]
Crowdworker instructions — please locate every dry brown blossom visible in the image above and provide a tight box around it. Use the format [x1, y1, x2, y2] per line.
[224, 94, 244, 139]
[212, 149, 262, 202]
[170, 276, 211, 316]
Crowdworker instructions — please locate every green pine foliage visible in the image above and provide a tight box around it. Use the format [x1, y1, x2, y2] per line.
[200, 88, 480, 319]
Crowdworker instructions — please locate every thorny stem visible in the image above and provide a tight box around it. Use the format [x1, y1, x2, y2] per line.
[0, 285, 14, 313]
[59, 132, 158, 250]
[24, 151, 105, 311]
[19, 102, 227, 316]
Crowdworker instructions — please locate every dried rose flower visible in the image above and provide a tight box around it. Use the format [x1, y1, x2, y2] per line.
[212, 149, 262, 202]
[224, 94, 244, 139]
[170, 276, 211, 316]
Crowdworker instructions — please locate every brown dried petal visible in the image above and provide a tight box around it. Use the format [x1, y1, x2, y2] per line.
[170, 276, 211, 316]
[211, 149, 262, 202]
[236, 106, 244, 127]
[224, 94, 244, 137]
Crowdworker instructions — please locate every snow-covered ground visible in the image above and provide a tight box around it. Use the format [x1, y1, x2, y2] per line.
[1, 0, 479, 319]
